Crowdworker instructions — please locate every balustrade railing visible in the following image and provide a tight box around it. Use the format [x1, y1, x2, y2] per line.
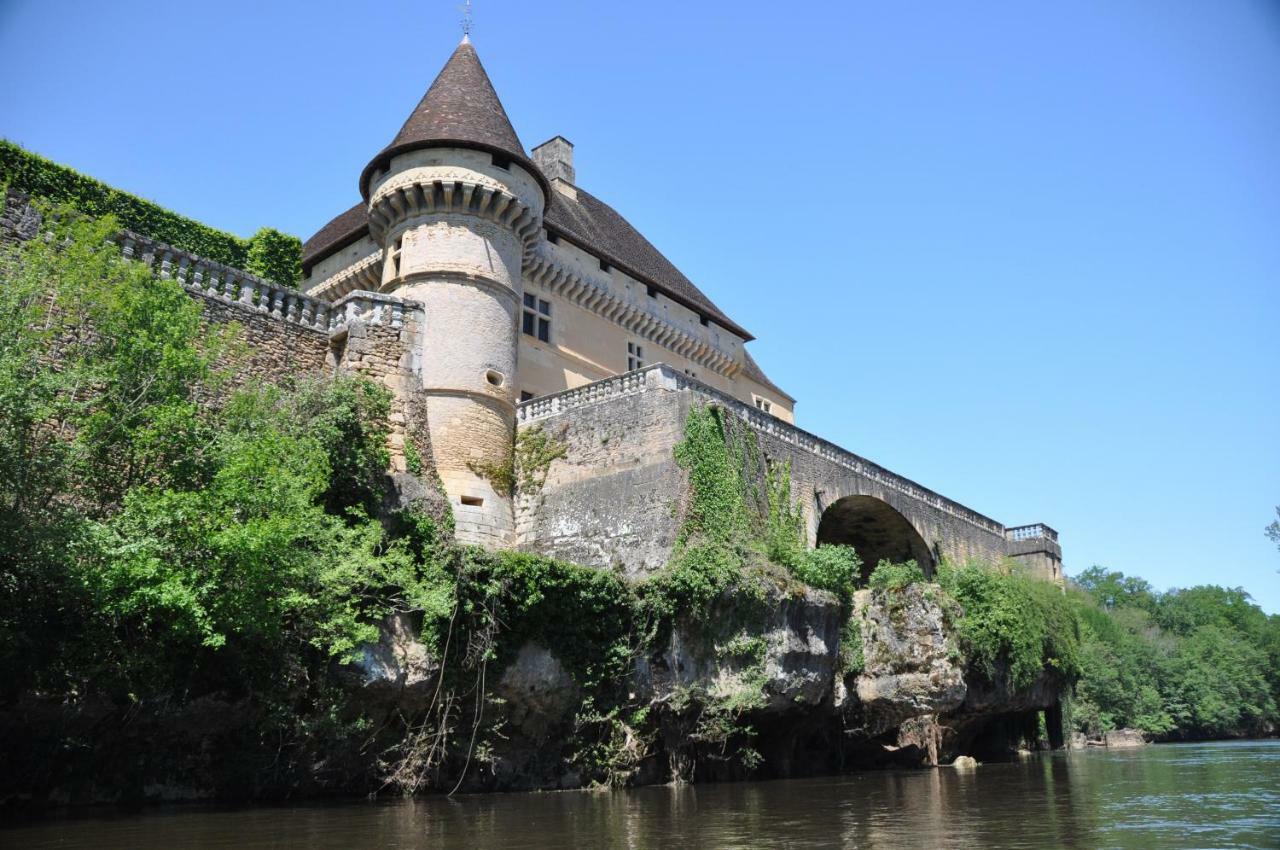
[517, 365, 1010, 536]
[1005, 523, 1059, 542]
[116, 231, 410, 334]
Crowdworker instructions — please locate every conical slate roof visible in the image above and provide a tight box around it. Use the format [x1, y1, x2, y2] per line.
[359, 38, 546, 199]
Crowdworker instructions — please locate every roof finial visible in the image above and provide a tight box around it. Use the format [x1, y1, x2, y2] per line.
[459, 0, 472, 42]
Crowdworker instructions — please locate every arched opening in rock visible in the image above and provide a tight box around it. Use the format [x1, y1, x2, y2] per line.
[816, 495, 935, 584]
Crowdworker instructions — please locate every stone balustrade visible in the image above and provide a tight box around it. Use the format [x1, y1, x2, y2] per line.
[117, 231, 412, 335]
[1005, 523, 1059, 542]
[518, 364, 1010, 537]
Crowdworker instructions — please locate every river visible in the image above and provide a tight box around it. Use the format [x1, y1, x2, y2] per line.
[5, 740, 1278, 849]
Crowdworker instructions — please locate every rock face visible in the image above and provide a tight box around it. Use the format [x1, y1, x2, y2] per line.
[493, 643, 578, 739]
[1104, 728, 1147, 748]
[637, 584, 843, 714]
[346, 612, 439, 711]
[847, 586, 967, 736]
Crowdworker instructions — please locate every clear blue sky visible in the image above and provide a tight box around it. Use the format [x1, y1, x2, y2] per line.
[3, 1, 1277, 610]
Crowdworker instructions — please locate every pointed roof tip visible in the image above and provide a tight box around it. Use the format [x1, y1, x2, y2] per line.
[461, 33, 471, 45]
[359, 39, 548, 200]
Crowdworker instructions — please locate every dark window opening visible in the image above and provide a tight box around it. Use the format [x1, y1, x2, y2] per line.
[647, 285, 658, 298]
[627, 341, 645, 371]
[547, 232, 559, 244]
[461, 495, 484, 507]
[523, 293, 551, 343]
[491, 154, 511, 170]
[699, 314, 709, 327]
[520, 391, 534, 402]
[599, 259, 611, 272]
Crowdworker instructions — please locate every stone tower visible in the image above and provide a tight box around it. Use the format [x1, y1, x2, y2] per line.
[358, 38, 548, 546]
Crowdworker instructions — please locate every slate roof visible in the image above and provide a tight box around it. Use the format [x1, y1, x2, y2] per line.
[741, 350, 794, 402]
[358, 38, 547, 199]
[300, 201, 367, 270]
[542, 185, 750, 340]
[301, 186, 749, 339]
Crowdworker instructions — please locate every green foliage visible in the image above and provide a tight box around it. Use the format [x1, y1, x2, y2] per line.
[763, 458, 805, 565]
[1067, 567, 1280, 741]
[867, 559, 926, 592]
[791, 545, 863, 597]
[1, 140, 300, 284]
[245, 227, 303, 286]
[403, 435, 425, 475]
[0, 214, 420, 701]
[673, 405, 749, 549]
[937, 560, 1081, 690]
[839, 616, 865, 676]
[513, 424, 569, 492]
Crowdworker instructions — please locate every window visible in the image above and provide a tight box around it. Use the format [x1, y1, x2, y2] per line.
[647, 285, 658, 298]
[754, 397, 772, 414]
[384, 235, 403, 281]
[522, 293, 551, 343]
[627, 341, 645, 371]
[491, 153, 511, 170]
[599, 259, 611, 272]
[520, 390, 534, 402]
[547, 232, 559, 245]
[699, 314, 709, 327]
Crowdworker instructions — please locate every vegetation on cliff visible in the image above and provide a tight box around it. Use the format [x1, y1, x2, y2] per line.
[2, 217, 1275, 804]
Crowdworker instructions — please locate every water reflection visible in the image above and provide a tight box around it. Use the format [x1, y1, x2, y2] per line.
[5, 741, 1278, 849]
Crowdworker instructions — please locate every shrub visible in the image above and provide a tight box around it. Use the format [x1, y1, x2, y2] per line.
[791, 545, 862, 597]
[867, 559, 926, 592]
[938, 560, 1081, 690]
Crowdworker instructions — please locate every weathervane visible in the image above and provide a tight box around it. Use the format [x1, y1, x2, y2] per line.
[460, 0, 473, 39]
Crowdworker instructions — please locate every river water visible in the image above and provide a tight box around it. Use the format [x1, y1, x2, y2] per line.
[5, 740, 1278, 849]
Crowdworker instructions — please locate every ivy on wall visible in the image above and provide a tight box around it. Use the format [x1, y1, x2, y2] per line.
[0, 140, 302, 286]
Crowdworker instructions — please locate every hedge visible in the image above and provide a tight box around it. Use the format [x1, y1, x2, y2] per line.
[0, 140, 301, 286]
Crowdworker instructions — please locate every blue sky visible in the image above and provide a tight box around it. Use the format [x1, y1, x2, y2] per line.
[2, 1, 1277, 611]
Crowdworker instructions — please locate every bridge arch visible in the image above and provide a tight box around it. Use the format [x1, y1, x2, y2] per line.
[816, 495, 935, 584]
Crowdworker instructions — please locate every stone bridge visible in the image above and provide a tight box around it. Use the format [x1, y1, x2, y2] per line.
[515, 365, 1061, 582]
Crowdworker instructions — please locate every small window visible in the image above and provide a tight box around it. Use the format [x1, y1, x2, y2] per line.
[522, 293, 551, 343]
[485, 369, 505, 387]
[491, 154, 511, 170]
[647, 285, 657, 298]
[699, 314, 709, 327]
[599, 259, 611, 273]
[460, 495, 484, 507]
[627, 341, 645, 371]
[520, 390, 534, 402]
[754, 397, 772, 413]
[547, 232, 559, 245]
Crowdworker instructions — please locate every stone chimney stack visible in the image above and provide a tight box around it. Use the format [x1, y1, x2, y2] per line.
[532, 136, 575, 185]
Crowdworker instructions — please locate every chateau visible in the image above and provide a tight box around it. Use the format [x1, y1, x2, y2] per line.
[3, 38, 1063, 581]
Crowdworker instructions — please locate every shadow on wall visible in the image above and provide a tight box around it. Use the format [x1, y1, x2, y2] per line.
[816, 495, 936, 582]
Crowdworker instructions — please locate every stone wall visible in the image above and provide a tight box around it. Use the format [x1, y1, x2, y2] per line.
[516, 365, 1062, 580]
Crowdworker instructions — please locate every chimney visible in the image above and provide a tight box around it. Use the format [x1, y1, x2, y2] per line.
[532, 136, 575, 185]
